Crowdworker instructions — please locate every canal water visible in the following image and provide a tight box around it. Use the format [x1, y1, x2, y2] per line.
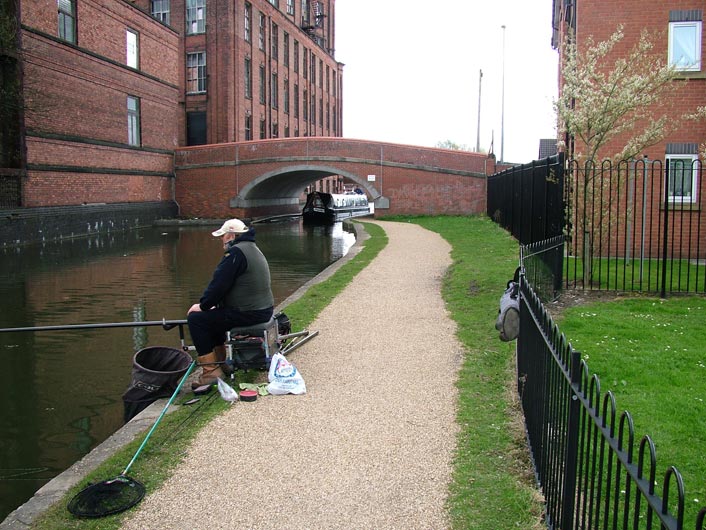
[0, 218, 355, 521]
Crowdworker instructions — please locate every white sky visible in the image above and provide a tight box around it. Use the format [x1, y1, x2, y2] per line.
[334, 0, 559, 164]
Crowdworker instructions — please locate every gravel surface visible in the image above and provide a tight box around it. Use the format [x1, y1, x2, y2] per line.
[122, 220, 463, 529]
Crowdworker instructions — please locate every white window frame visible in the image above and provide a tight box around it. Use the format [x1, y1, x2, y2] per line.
[186, 51, 207, 93]
[127, 96, 141, 147]
[186, 0, 205, 35]
[666, 154, 699, 203]
[151, 0, 170, 25]
[126, 29, 139, 69]
[668, 20, 702, 71]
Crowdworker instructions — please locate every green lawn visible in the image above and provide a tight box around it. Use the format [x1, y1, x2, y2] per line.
[564, 255, 706, 293]
[556, 295, 706, 529]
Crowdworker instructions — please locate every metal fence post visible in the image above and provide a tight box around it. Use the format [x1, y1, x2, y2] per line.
[561, 349, 582, 529]
[661, 164, 670, 298]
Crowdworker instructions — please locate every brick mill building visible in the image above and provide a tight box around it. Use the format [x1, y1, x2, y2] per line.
[0, 0, 342, 244]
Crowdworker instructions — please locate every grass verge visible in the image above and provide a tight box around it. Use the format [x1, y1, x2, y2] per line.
[401, 215, 546, 529]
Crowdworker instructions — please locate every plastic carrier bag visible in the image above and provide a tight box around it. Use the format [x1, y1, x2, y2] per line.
[266, 352, 306, 395]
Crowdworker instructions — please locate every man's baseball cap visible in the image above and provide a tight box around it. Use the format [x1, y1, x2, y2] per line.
[212, 218, 249, 237]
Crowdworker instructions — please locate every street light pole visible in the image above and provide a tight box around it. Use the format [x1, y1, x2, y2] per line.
[476, 69, 482, 152]
[501, 24, 506, 164]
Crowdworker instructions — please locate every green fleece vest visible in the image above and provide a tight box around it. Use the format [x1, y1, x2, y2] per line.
[224, 241, 274, 311]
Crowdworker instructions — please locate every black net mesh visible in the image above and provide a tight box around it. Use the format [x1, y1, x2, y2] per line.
[67, 475, 145, 518]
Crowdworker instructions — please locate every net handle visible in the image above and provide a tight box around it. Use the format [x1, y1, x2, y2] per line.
[122, 359, 197, 476]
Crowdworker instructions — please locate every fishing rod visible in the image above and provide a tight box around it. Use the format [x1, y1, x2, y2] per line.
[0, 319, 187, 334]
[0, 318, 318, 355]
[0, 319, 192, 351]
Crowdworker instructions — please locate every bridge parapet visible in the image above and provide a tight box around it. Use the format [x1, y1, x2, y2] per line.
[174, 138, 492, 219]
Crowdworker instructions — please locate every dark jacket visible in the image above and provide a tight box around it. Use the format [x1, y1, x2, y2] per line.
[199, 228, 274, 312]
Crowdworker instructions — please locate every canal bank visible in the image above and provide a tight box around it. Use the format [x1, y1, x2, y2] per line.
[0, 221, 369, 530]
[120, 220, 460, 529]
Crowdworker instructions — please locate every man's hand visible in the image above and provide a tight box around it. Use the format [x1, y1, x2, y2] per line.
[187, 303, 202, 315]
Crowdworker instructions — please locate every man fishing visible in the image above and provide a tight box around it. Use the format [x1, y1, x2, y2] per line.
[187, 218, 274, 391]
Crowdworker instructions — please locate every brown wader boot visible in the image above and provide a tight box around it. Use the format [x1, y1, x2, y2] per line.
[191, 351, 225, 391]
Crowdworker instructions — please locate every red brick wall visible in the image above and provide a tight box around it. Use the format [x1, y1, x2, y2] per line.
[19, 0, 179, 207]
[570, 0, 706, 162]
[174, 138, 489, 218]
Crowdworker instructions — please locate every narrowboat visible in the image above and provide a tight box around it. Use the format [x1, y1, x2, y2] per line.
[302, 191, 371, 225]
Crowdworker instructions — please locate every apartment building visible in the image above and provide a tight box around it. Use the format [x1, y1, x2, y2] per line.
[552, 0, 705, 171]
[552, 0, 705, 260]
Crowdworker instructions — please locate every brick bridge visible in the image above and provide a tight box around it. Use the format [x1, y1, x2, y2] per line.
[174, 138, 497, 219]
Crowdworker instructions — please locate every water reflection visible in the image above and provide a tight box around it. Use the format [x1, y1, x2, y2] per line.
[0, 218, 354, 521]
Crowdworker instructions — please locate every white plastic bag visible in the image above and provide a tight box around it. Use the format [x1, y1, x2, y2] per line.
[266, 353, 306, 395]
[216, 377, 239, 402]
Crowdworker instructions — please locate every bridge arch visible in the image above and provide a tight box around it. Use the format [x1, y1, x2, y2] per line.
[230, 164, 382, 210]
[174, 138, 494, 219]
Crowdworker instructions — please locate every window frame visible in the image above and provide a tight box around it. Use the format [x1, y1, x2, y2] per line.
[245, 115, 252, 141]
[666, 154, 699, 203]
[244, 57, 252, 99]
[127, 96, 141, 147]
[126, 29, 139, 69]
[293, 41, 299, 73]
[186, 0, 206, 35]
[151, 0, 170, 25]
[668, 20, 702, 71]
[186, 51, 207, 94]
[259, 64, 266, 104]
[58, 0, 77, 44]
[244, 3, 252, 42]
[271, 22, 279, 60]
[271, 72, 278, 109]
[259, 13, 266, 51]
[294, 83, 299, 118]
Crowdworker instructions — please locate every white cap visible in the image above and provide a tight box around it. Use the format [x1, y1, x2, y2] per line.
[212, 218, 249, 237]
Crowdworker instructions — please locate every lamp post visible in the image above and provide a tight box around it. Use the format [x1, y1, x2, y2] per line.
[500, 24, 506, 164]
[476, 69, 482, 152]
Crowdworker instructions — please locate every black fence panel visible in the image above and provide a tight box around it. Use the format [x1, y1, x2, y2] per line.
[517, 246, 706, 530]
[564, 159, 705, 296]
[487, 153, 565, 245]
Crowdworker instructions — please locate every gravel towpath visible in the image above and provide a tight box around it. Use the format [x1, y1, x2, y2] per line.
[121, 220, 463, 530]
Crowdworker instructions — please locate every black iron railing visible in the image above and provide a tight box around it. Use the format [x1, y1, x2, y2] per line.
[489, 156, 706, 296]
[517, 239, 706, 529]
[564, 159, 705, 296]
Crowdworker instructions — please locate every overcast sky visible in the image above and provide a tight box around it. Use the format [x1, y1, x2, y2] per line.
[334, 0, 559, 164]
